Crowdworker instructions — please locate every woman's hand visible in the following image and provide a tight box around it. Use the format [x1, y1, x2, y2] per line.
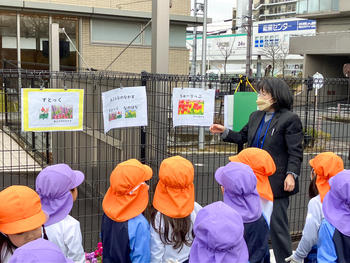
[209, 124, 225, 134]
[284, 174, 295, 192]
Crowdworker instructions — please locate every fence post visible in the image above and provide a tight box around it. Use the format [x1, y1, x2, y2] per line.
[304, 77, 313, 147]
[3, 81, 8, 126]
[140, 71, 147, 164]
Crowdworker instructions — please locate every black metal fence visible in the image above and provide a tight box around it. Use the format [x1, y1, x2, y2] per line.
[0, 69, 349, 251]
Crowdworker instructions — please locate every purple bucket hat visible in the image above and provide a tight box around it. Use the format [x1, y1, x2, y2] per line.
[215, 162, 262, 223]
[323, 169, 350, 236]
[9, 238, 73, 263]
[35, 164, 84, 226]
[190, 201, 249, 263]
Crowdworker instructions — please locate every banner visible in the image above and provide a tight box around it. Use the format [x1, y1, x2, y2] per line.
[232, 92, 257, 132]
[21, 89, 84, 132]
[102, 86, 147, 133]
[224, 95, 234, 130]
[172, 88, 215, 127]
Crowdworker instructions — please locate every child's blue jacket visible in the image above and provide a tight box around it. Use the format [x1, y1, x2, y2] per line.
[317, 219, 350, 263]
[101, 213, 150, 263]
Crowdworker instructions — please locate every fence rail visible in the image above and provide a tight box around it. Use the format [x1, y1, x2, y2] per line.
[0, 69, 349, 250]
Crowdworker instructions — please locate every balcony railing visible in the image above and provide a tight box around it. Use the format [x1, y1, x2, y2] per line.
[254, 0, 297, 10]
[297, 0, 339, 14]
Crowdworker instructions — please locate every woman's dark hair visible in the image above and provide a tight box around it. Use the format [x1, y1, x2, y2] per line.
[0, 233, 16, 263]
[309, 175, 319, 199]
[257, 78, 293, 111]
[150, 206, 194, 251]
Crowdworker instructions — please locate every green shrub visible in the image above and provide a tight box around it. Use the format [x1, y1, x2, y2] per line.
[303, 127, 331, 141]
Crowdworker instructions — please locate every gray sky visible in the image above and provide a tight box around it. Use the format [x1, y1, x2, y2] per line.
[191, 0, 236, 22]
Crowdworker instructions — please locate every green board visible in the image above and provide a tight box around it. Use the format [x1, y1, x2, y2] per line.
[233, 92, 258, 132]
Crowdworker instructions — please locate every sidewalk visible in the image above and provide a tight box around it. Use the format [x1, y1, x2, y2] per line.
[0, 130, 42, 173]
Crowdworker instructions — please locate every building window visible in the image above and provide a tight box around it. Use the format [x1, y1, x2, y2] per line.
[320, 0, 332, 11]
[53, 16, 78, 71]
[91, 19, 186, 48]
[20, 14, 49, 70]
[255, 36, 259, 47]
[298, 0, 339, 14]
[144, 25, 186, 48]
[91, 19, 142, 45]
[275, 36, 279, 46]
[0, 12, 17, 69]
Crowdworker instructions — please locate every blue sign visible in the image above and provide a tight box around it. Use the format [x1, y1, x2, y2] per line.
[297, 20, 316, 30]
[258, 20, 316, 33]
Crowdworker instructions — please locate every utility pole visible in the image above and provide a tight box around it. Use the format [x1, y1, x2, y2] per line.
[191, 0, 198, 78]
[199, 0, 208, 150]
[151, 0, 169, 73]
[245, 0, 253, 77]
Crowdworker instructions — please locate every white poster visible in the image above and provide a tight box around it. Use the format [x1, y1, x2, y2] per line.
[224, 95, 234, 129]
[172, 88, 215, 127]
[21, 89, 84, 132]
[102, 86, 147, 133]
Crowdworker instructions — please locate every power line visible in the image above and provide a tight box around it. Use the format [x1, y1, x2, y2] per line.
[61, 28, 93, 71]
[116, 0, 151, 7]
[104, 19, 152, 71]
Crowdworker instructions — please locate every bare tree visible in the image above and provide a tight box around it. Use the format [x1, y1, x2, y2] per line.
[278, 44, 289, 78]
[260, 42, 290, 77]
[217, 38, 235, 75]
[260, 42, 282, 77]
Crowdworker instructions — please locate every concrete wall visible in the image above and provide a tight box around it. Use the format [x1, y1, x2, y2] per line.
[339, 0, 350, 12]
[302, 54, 349, 103]
[25, 0, 191, 16]
[290, 33, 350, 55]
[81, 19, 189, 74]
[317, 17, 350, 33]
[303, 54, 349, 78]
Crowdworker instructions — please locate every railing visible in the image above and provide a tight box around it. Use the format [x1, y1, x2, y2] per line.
[0, 70, 349, 250]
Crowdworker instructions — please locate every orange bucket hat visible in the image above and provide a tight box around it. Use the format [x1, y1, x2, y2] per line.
[102, 159, 152, 222]
[229, 147, 276, 201]
[0, 185, 47, 234]
[153, 156, 195, 218]
[309, 152, 344, 202]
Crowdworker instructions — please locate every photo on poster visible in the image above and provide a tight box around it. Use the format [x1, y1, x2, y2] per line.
[172, 88, 215, 127]
[21, 89, 84, 132]
[101, 86, 148, 133]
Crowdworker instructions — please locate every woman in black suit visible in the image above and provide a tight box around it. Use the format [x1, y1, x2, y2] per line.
[210, 78, 303, 263]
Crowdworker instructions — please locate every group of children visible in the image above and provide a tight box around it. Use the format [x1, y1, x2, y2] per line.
[0, 148, 349, 263]
[0, 164, 85, 263]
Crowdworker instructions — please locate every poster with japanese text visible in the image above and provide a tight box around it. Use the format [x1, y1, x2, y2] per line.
[101, 86, 147, 133]
[21, 89, 84, 132]
[172, 88, 215, 127]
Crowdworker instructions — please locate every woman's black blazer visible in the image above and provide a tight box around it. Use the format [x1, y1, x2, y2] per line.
[223, 108, 303, 198]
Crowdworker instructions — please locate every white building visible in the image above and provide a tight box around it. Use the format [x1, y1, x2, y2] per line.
[188, 17, 316, 77]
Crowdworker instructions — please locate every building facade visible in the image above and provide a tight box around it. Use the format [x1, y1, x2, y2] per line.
[290, 0, 350, 78]
[0, 0, 198, 74]
[253, 0, 297, 21]
[189, 17, 315, 77]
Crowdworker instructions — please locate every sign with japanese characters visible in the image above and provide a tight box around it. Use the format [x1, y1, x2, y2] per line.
[21, 88, 84, 132]
[258, 20, 316, 33]
[172, 88, 215, 127]
[101, 86, 147, 133]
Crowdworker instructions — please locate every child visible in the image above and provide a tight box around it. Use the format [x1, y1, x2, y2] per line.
[35, 164, 85, 263]
[101, 159, 152, 263]
[229, 147, 276, 225]
[285, 152, 344, 263]
[0, 185, 72, 263]
[317, 169, 350, 263]
[215, 162, 269, 263]
[190, 201, 249, 263]
[150, 156, 202, 263]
